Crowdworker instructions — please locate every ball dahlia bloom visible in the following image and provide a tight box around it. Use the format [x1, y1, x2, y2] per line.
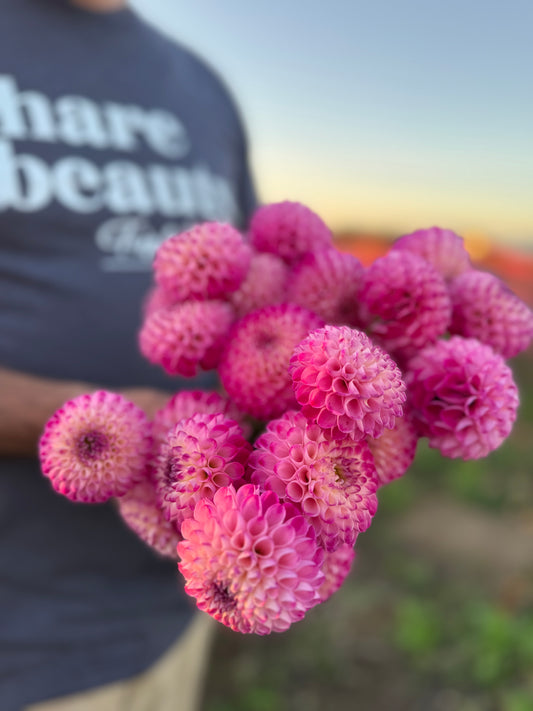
[358, 251, 451, 359]
[367, 410, 418, 486]
[139, 300, 234, 377]
[249, 411, 378, 551]
[39, 391, 151, 503]
[391, 226, 471, 280]
[250, 201, 332, 265]
[219, 303, 324, 420]
[152, 390, 250, 451]
[406, 337, 519, 459]
[153, 222, 251, 302]
[177, 484, 324, 634]
[117, 480, 181, 559]
[154, 413, 252, 530]
[318, 544, 356, 603]
[449, 270, 533, 359]
[142, 285, 178, 317]
[230, 251, 289, 318]
[287, 247, 364, 326]
[290, 326, 406, 441]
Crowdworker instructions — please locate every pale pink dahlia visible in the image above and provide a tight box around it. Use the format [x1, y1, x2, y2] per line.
[177, 484, 324, 634]
[289, 326, 406, 441]
[391, 226, 471, 280]
[142, 285, 178, 318]
[359, 251, 451, 359]
[406, 337, 519, 459]
[154, 413, 252, 530]
[117, 480, 181, 559]
[287, 247, 364, 326]
[250, 201, 332, 265]
[152, 390, 250, 451]
[449, 270, 533, 359]
[139, 300, 234, 377]
[154, 222, 252, 302]
[39, 391, 151, 503]
[367, 410, 418, 486]
[219, 304, 324, 420]
[318, 544, 356, 603]
[230, 251, 289, 318]
[249, 410, 378, 551]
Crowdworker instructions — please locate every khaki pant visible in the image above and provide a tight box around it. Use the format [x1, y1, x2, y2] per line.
[25, 613, 215, 711]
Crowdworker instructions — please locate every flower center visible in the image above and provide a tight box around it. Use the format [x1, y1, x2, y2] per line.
[211, 580, 237, 612]
[334, 463, 346, 484]
[76, 429, 109, 462]
[256, 330, 277, 350]
[164, 455, 182, 484]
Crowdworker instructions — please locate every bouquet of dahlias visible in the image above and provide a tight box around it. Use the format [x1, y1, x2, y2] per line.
[40, 203, 533, 635]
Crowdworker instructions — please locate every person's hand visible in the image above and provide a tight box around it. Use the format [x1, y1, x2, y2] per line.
[121, 387, 173, 419]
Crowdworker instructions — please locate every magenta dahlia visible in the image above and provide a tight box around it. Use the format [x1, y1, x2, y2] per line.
[391, 226, 471, 280]
[139, 300, 234, 377]
[367, 410, 418, 485]
[406, 337, 519, 459]
[287, 247, 364, 326]
[289, 326, 406, 441]
[358, 251, 451, 359]
[318, 544, 356, 603]
[117, 480, 181, 559]
[39, 391, 151, 503]
[152, 389, 250, 452]
[250, 201, 332, 264]
[230, 251, 289, 318]
[177, 484, 324, 634]
[153, 222, 252, 302]
[249, 410, 378, 551]
[219, 303, 324, 420]
[449, 270, 533, 359]
[154, 413, 252, 530]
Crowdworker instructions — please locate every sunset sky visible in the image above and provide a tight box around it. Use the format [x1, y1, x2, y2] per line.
[132, 0, 533, 245]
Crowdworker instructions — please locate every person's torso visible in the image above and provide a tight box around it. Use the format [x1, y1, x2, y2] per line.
[0, 0, 252, 387]
[0, 3, 255, 706]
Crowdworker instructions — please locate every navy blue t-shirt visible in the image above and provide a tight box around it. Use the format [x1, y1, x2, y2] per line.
[0, 1, 256, 707]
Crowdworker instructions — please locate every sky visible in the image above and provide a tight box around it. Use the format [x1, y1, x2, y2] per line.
[131, 0, 533, 244]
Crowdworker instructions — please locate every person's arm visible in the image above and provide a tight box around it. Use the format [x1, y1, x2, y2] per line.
[0, 366, 171, 457]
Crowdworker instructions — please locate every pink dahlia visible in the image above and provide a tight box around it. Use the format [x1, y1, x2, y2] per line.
[359, 251, 451, 359]
[142, 285, 178, 318]
[177, 484, 324, 634]
[318, 544, 356, 603]
[152, 390, 250, 451]
[154, 413, 252, 530]
[391, 226, 471, 280]
[230, 251, 289, 318]
[367, 410, 418, 486]
[406, 337, 519, 459]
[139, 300, 234, 377]
[250, 201, 332, 265]
[287, 247, 365, 326]
[39, 391, 151, 503]
[289, 326, 406, 441]
[219, 303, 324, 420]
[449, 270, 533, 359]
[153, 222, 252, 303]
[249, 411, 378, 551]
[117, 480, 181, 559]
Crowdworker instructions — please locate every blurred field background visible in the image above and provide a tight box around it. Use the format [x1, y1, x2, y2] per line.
[127, 2, 533, 709]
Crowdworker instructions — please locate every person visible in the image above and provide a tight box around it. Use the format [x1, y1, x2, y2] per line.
[0, 0, 257, 708]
